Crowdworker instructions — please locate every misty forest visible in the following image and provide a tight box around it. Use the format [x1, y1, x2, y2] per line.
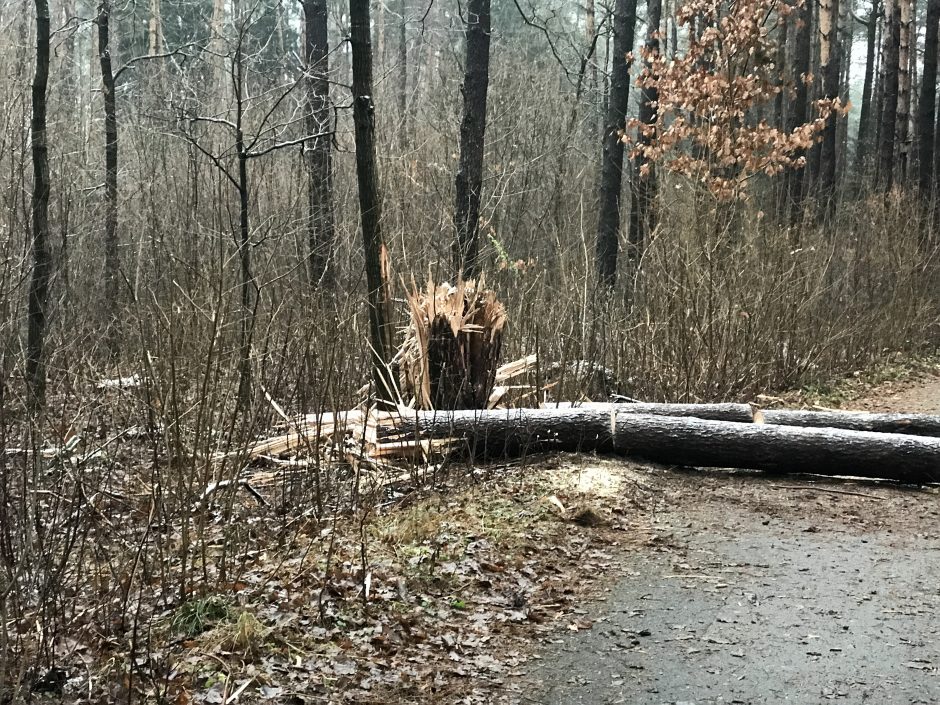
[1, 0, 939, 700]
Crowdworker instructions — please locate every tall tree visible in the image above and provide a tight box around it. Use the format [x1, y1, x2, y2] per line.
[27, 0, 52, 408]
[595, 0, 638, 286]
[879, 0, 901, 189]
[818, 0, 841, 214]
[350, 0, 395, 403]
[98, 0, 120, 351]
[628, 0, 662, 258]
[452, 0, 491, 280]
[896, 0, 913, 177]
[918, 0, 940, 200]
[855, 1, 879, 170]
[302, 0, 335, 287]
[785, 0, 812, 221]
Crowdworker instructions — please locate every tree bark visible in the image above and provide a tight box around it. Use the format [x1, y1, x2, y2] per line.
[302, 0, 335, 288]
[879, 0, 901, 189]
[856, 2, 879, 171]
[97, 0, 119, 354]
[543, 401, 757, 422]
[27, 0, 52, 409]
[918, 0, 940, 200]
[818, 0, 840, 214]
[452, 0, 491, 280]
[896, 0, 912, 178]
[628, 0, 661, 260]
[595, 0, 637, 286]
[383, 408, 940, 483]
[759, 409, 940, 436]
[350, 0, 396, 404]
[785, 0, 812, 223]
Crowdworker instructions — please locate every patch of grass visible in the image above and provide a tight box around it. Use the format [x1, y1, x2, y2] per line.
[797, 353, 940, 408]
[171, 595, 233, 638]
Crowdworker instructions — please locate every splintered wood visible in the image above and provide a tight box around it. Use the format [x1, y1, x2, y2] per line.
[399, 278, 506, 410]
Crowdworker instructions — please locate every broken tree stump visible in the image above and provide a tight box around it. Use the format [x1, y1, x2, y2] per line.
[399, 279, 505, 410]
[381, 408, 940, 483]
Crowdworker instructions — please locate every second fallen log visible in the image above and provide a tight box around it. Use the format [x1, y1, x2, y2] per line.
[383, 408, 940, 483]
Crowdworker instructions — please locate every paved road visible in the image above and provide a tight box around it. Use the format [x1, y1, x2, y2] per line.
[525, 499, 940, 705]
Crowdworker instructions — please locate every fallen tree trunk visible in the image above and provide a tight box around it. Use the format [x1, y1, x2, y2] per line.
[544, 402, 940, 437]
[542, 401, 756, 422]
[758, 409, 940, 437]
[382, 408, 940, 483]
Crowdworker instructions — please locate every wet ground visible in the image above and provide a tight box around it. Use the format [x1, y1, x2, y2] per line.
[521, 372, 940, 705]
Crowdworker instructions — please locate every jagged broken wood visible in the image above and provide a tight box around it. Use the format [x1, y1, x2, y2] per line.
[380, 408, 940, 483]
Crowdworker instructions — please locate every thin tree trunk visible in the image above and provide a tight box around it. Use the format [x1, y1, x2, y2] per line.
[786, 0, 812, 223]
[879, 0, 901, 189]
[595, 0, 637, 286]
[97, 0, 119, 353]
[397, 0, 408, 145]
[27, 0, 52, 409]
[452, 0, 491, 280]
[586, 0, 600, 137]
[897, 0, 913, 177]
[350, 0, 396, 404]
[856, 2, 879, 170]
[302, 0, 335, 288]
[919, 0, 940, 200]
[628, 0, 661, 260]
[234, 47, 253, 409]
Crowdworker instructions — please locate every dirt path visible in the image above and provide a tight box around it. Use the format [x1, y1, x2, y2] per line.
[516, 372, 940, 705]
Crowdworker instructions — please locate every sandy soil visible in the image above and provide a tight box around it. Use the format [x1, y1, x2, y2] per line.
[512, 372, 940, 705]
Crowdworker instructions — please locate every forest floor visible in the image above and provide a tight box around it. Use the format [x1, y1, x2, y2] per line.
[45, 359, 940, 704]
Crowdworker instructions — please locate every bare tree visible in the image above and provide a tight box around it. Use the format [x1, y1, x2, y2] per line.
[179, 6, 320, 407]
[302, 0, 335, 287]
[26, 0, 52, 408]
[453, 0, 492, 280]
[350, 0, 396, 404]
[595, 0, 637, 286]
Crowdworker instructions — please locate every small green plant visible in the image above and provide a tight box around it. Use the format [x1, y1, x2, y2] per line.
[450, 597, 467, 610]
[170, 595, 232, 637]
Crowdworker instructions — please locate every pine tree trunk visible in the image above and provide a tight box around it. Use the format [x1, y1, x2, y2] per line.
[819, 0, 840, 216]
[786, 0, 812, 223]
[27, 0, 52, 409]
[628, 0, 662, 260]
[350, 0, 396, 405]
[452, 0, 491, 280]
[595, 0, 637, 286]
[919, 0, 940, 199]
[897, 0, 913, 178]
[302, 0, 335, 288]
[856, 2, 879, 170]
[97, 0, 119, 354]
[879, 0, 901, 189]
